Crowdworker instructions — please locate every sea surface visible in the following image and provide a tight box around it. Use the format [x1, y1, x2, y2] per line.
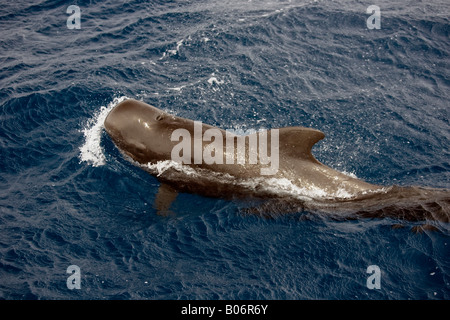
[0, 0, 449, 300]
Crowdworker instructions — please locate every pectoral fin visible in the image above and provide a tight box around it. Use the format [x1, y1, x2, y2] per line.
[154, 183, 178, 216]
[411, 224, 440, 234]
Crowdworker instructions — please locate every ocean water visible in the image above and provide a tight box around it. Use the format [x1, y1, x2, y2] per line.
[0, 0, 449, 300]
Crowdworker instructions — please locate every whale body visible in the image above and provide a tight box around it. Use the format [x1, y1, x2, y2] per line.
[104, 99, 449, 228]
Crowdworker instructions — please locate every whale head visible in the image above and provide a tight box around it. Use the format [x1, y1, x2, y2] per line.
[104, 99, 178, 164]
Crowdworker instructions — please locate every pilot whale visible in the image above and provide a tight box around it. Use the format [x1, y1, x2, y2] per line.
[104, 99, 449, 228]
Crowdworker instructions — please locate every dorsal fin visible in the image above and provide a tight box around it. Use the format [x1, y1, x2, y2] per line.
[278, 127, 325, 161]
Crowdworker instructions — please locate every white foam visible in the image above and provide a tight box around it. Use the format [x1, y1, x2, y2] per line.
[142, 159, 358, 201]
[145, 160, 196, 177]
[341, 171, 358, 179]
[168, 85, 187, 91]
[207, 76, 224, 86]
[160, 39, 184, 59]
[79, 96, 129, 167]
[253, 177, 355, 200]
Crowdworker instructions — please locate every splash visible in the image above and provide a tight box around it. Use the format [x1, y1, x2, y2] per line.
[145, 160, 196, 177]
[79, 96, 129, 167]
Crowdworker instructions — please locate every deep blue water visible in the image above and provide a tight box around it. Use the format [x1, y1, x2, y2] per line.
[1, 0, 449, 300]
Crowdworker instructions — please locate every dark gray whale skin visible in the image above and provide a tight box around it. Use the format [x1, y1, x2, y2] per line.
[104, 99, 449, 229]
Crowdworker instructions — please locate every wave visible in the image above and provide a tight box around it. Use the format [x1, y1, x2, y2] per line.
[79, 96, 129, 167]
[143, 159, 375, 201]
